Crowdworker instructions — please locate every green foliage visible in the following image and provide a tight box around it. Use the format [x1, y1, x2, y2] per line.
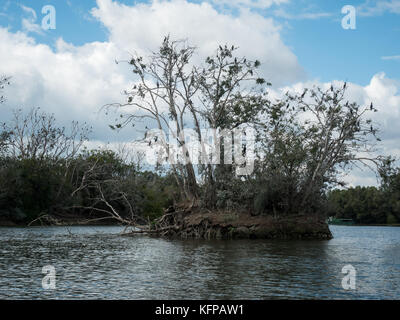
[327, 186, 387, 224]
[327, 169, 400, 224]
[387, 214, 398, 225]
[0, 39, 391, 226]
[0, 157, 63, 220]
[0, 108, 179, 225]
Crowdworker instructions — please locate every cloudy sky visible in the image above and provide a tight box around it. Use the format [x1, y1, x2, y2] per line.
[0, 0, 400, 186]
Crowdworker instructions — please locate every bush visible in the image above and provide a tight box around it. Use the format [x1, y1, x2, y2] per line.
[387, 214, 398, 225]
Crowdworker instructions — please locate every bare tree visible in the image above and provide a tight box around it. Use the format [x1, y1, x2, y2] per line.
[2, 107, 90, 162]
[107, 37, 267, 207]
[106, 37, 200, 201]
[66, 149, 149, 227]
[0, 76, 10, 105]
[0, 76, 11, 154]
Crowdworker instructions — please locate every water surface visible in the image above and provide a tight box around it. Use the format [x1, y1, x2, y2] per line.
[0, 225, 399, 299]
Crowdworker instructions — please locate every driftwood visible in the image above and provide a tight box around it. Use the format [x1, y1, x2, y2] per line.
[120, 225, 181, 236]
[28, 214, 63, 226]
[120, 206, 186, 236]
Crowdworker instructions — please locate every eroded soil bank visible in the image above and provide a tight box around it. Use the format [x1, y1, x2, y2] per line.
[133, 208, 333, 240]
[1, 207, 333, 240]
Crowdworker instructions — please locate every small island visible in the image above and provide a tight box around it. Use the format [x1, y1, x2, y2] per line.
[0, 37, 397, 239]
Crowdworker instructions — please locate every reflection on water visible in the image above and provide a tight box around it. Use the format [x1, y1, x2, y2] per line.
[0, 225, 399, 299]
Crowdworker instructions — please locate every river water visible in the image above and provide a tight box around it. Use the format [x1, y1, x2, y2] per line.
[0, 225, 399, 299]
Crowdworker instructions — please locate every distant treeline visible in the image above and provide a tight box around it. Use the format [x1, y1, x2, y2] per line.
[327, 160, 400, 225]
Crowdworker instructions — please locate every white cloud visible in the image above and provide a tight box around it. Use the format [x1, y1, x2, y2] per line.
[2, 0, 303, 147]
[20, 5, 43, 35]
[1, 0, 400, 187]
[358, 0, 400, 16]
[270, 72, 400, 186]
[273, 8, 332, 20]
[0, 28, 133, 142]
[21, 18, 43, 35]
[381, 55, 400, 61]
[343, 170, 380, 187]
[208, 0, 289, 10]
[91, 0, 305, 86]
[20, 5, 37, 20]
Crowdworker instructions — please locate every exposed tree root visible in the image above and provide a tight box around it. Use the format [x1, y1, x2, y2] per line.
[120, 205, 333, 240]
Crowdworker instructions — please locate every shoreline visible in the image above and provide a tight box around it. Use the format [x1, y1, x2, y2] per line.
[329, 223, 400, 227]
[1, 215, 399, 231]
[1, 210, 334, 240]
[0, 215, 121, 228]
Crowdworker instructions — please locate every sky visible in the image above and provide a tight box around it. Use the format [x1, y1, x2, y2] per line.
[0, 0, 400, 186]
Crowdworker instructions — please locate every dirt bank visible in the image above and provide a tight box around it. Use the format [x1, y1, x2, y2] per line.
[126, 208, 333, 240]
[1, 208, 333, 240]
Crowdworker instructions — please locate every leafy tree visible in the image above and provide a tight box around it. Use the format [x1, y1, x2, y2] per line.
[106, 37, 382, 217]
[108, 37, 268, 208]
[328, 187, 387, 224]
[251, 83, 381, 215]
[0, 107, 90, 221]
[67, 149, 177, 224]
[327, 158, 400, 225]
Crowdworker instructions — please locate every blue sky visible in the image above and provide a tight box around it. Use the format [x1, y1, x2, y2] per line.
[0, 0, 108, 45]
[1, 0, 399, 85]
[0, 0, 400, 186]
[274, 0, 400, 85]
